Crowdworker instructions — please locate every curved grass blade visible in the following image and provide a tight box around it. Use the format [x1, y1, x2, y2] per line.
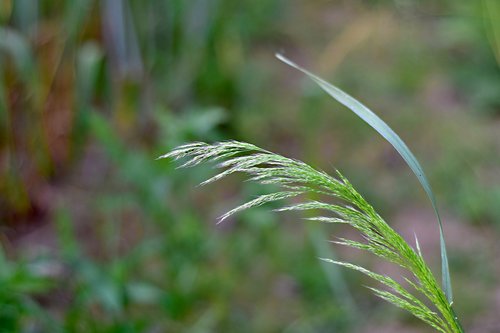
[276, 53, 453, 304]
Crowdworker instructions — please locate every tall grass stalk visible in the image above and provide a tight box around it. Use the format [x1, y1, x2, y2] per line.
[162, 58, 465, 332]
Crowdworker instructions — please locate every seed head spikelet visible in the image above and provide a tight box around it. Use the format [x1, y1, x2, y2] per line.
[163, 140, 463, 332]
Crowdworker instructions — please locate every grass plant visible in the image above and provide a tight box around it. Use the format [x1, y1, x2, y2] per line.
[3, 2, 496, 331]
[163, 57, 465, 333]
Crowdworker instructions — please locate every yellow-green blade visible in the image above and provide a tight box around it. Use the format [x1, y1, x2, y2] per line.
[276, 53, 453, 304]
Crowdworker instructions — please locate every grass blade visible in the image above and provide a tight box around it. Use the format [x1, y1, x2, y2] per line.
[276, 53, 453, 304]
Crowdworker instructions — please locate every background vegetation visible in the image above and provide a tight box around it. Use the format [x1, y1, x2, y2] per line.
[0, 1, 499, 332]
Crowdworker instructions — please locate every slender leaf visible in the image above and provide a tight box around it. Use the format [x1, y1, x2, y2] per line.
[275, 53, 453, 304]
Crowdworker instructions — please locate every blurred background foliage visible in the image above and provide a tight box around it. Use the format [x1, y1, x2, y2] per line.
[0, 0, 499, 332]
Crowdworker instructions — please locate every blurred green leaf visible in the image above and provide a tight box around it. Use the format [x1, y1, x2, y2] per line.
[483, 0, 500, 65]
[126, 282, 164, 305]
[0, 27, 37, 86]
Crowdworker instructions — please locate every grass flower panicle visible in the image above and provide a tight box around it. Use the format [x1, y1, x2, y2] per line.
[162, 140, 463, 332]
[162, 55, 465, 332]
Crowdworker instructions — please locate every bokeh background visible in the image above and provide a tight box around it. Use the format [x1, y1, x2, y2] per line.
[1, 1, 499, 332]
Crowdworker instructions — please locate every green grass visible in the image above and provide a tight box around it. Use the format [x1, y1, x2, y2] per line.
[164, 59, 467, 331]
[2, 1, 499, 332]
[165, 139, 463, 332]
